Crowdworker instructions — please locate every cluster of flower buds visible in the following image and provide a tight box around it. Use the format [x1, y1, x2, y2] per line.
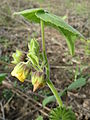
[11, 40, 46, 91]
[11, 50, 25, 64]
[31, 72, 46, 92]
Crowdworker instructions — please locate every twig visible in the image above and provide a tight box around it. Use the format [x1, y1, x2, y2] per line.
[0, 60, 14, 67]
[0, 101, 5, 120]
[4, 94, 14, 108]
[50, 64, 89, 69]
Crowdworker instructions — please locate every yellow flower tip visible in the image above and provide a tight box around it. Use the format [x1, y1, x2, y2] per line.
[32, 72, 46, 92]
[11, 70, 25, 82]
[33, 80, 44, 92]
[11, 70, 14, 76]
[11, 62, 30, 82]
[33, 81, 39, 92]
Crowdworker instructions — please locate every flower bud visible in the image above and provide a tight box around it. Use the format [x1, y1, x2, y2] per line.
[12, 50, 25, 64]
[28, 39, 39, 56]
[32, 72, 46, 92]
[11, 62, 30, 82]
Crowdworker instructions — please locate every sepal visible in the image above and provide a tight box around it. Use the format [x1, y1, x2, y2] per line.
[31, 72, 46, 92]
[12, 50, 25, 64]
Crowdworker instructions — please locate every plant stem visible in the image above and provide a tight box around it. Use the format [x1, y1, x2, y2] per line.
[41, 20, 50, 78]
[41, 20, 45, 53]
[41, 20, 63, 107]
[47, 79, 63, 107]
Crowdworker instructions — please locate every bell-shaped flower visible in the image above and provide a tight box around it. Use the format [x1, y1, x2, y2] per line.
[12, 50, 25, 64]
[32, 72, 46, 92]
[11, 62, 30, 82]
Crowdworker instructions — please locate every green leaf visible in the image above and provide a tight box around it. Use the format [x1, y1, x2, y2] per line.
[0, 73, 7, 84]
[36, 11, 82, 36]
[36, 115, 43, 120]
[42, 88, 67, 107]
[36, 11, 83, 55]
[50, 106, 76, 120]
[14, 8, 84, 55]
[58, 28, 77, 55]
[43, 95, 55, 107]
[68, 77, 86, 90]
[14, 8, 44, 23]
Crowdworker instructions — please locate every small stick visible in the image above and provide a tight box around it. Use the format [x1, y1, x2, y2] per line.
[0, 60, 14, 67]
[0, 101, 5, 120]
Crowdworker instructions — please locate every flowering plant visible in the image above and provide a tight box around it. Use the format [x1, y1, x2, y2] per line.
[11, 8, 84, 120]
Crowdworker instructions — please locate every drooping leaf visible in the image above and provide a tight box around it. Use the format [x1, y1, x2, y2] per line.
[68, 77, 86, 90]
[14, 8, 84, 55]
[36, 11, 83, 55]
[0, 73, 7, 84]
[36, 11, 82, 36]
[14, 8, 44, 23]
[57, 28, 77, 55]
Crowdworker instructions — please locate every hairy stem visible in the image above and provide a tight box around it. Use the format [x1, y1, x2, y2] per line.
[41, 20, 63, 107]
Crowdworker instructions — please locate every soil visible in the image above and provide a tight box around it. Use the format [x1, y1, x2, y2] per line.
[0, 0, 90, 120]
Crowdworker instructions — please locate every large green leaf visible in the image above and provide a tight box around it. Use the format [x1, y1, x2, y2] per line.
[14, 8, 84, 55]
[14, 8, 44, 23]
[36, 11, 83, 55]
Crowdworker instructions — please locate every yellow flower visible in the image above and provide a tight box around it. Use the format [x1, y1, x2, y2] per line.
[11, 62, 30, 82]
[12, 50, 25, 64]
[32, 72, 46, 92]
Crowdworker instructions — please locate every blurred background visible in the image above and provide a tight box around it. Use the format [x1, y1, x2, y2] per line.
[0, 0, 90, 120]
